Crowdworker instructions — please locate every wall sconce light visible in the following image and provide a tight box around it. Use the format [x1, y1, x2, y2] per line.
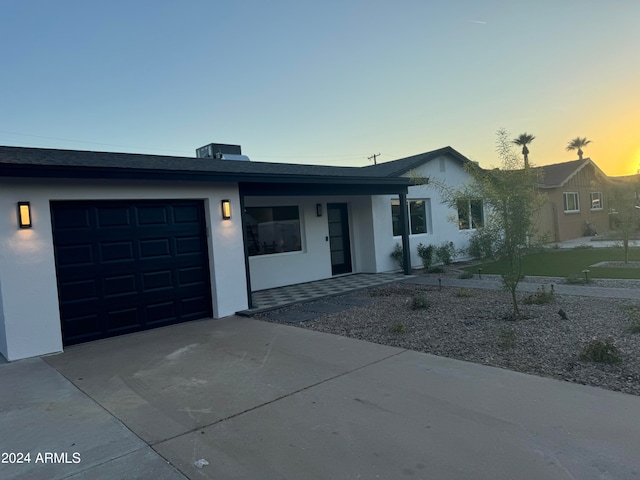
[316, 203, 323, 217]
[18, 202, 32, 228]
[221, 199, 231, 220]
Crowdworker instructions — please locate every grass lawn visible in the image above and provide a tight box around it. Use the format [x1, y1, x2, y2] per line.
[466, 247, 640, 279]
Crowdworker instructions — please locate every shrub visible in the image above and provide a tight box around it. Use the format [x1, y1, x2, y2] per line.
[523, 285, 554, 305]
[390, 321, 406, 334]
[466, 228, 500, 260]
[579, 338, 621, 363]
[434, 241, 456, 265]
[411, 293, 430, 310]
[497, 327, 516, 349]
[390, 243, 404, 270]
[416, 243, 434, 271]
[458, 270, 474, 279]
[624, 306, 640, 333]
[456, 288, 473, 298]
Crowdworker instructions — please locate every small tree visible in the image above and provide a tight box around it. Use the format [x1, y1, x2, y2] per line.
[445, 129, 545, 317]
[607, 178, 640, 263]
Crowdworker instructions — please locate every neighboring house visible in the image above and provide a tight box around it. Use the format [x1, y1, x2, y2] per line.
[535, 158, 610, 242]
[0, 143, 477, 361]
[361, 146, 480, 270]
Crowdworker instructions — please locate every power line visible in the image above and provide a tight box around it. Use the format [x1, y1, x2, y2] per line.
[368, 153, 381, 165]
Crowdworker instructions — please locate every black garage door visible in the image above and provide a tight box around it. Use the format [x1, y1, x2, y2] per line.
[51, 200, 213, 345]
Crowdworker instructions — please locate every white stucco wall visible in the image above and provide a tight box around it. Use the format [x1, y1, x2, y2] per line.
[0, 178, 247, 361]
[372, 155, 476, 272]
[246, 195, 376, 291]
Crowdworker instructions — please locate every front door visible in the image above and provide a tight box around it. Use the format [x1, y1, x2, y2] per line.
[327, 203, 352, 275]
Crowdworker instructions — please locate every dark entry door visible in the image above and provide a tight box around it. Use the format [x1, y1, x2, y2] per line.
[51, 200, 213, 346]
[327, 203, 352, 275]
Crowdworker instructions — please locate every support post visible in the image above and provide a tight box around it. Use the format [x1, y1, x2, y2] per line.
[238, 186, 253, 309]
[398, 193, 411, 275]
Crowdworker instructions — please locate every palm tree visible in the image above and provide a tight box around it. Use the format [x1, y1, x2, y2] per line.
[566, 137, 591, 160]
[512, 133, 535, 167]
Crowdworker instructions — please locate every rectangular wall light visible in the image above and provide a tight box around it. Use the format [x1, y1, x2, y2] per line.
[221, 199, 232, 220]
[18, 202, 32, 228]
[316, 203, 323, 217]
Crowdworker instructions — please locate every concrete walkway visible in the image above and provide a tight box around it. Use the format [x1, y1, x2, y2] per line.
[2, 316, 640, 479]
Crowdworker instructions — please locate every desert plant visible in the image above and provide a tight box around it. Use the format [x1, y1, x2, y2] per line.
[497, 327, 516, 349]
[416, 243, 434, 271]
[579, 338, 621, 363]
[458, 270, 474, 279]
[390, 321, 406, 334]
[411, 293, 430, 310]
[456, 288, 473, 298]
[522, 285, 554, 305]
[623, 305, 640, 333]
[390, 243, 404, 270]
[434, 241, 456, 265]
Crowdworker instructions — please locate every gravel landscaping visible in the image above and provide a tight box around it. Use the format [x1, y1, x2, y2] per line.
[259, 281, 640, 396]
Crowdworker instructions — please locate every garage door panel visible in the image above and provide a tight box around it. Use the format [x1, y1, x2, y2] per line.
[103, 274, 137, 297]
[106, 308, 141, 333]
[59, 279, 99, 302]
[142, 270, 174, 291]
[51, 200, 213, 346]
[137, 206, 168, 225]
[173, 205, 200, 223]
[63, 314, 102, 341]
[146, 301, 178, 325]
[52, 207, 92, 230]
[176, 236, 205, 255]
[56, 244, 94, 266]
[97, 207, 131, 227]
[100, 241, 135, 263]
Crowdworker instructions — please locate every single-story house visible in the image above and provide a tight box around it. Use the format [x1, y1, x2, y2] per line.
[535, 158, 610, 242]
[0, 143, 476, 361]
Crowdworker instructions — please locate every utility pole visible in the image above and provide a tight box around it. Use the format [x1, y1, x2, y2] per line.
[368, 153, 381, 165]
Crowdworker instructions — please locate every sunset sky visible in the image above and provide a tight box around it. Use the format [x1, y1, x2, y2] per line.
[2, 1, 639, 175]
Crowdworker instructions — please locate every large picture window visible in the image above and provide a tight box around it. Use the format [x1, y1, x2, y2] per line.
[391, 198, 430, 236]
[245, 206, 302, 256]
[563, 192, 580, 213]
[457, 199, 484, 230]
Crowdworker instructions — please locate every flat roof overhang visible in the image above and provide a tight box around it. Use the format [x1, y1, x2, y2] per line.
[0, 164, 410, 196]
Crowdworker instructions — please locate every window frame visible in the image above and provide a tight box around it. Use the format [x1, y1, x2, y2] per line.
[391, 198, 430, 236]
[590, 192, 603, 211]
[245, 205, 303, 257]
[457, 198, 484, 230]
[563, 192, 580, 213]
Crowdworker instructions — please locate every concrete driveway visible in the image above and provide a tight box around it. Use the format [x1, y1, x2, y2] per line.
[2, 316, 640, 479]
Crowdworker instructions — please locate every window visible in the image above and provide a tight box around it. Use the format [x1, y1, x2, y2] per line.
[391, 198, 430, 235]
[391, 199, 402, 236]
[245, 206, 302, 256]
[590, 192, 603, 211]
[563, 192, 580, 213]
[457, 199, 484, 230]
[409, 200, 427, 234]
